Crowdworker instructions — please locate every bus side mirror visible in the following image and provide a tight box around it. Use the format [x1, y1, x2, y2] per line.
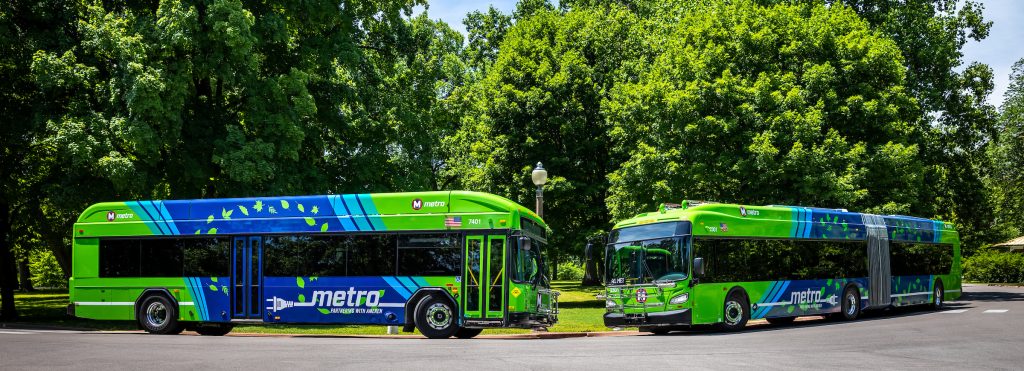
[693, 257, 705, 276]
[518, 236, 531, 251]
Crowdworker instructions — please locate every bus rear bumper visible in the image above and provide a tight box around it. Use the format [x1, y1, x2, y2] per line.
[604, 308, 691, 328]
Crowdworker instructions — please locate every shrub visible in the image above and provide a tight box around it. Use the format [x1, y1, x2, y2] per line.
[963, 252, 1024, 283]
[30, 250, 67, 288]
[556, 261, 585, 281]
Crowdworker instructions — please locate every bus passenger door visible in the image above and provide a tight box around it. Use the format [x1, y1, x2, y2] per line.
[231, 236, 263, 319]
[462, 234, 506, 320]
[485, 236, 506, 319]
[463, 236, 484, 318]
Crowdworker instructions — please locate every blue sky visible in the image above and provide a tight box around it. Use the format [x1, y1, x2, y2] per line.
[419, 0, 1023, 107]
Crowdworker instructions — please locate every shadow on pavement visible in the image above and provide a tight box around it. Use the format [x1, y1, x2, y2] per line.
[961, 290, 1024, 302]
[648, 302, 972, 337]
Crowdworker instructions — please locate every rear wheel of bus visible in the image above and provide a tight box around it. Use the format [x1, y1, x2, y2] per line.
[138, 294, 183, 335]
[414, 295, 459, 339]
[931, 280, 944, 310]
[839, 286, 860, 320]
[720, 289, 749, 331]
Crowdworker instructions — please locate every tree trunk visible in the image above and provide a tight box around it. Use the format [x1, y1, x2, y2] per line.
[0, 201, 18, 320]
[18, 258, 33, 292]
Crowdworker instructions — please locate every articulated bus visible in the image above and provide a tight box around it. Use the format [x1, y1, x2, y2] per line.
[603, 201, 960, 333]
[68, 191, 558, 339]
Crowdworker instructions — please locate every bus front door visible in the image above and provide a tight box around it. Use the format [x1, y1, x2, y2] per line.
[463, 235, 506, 320]
[231, 236, 263, 319]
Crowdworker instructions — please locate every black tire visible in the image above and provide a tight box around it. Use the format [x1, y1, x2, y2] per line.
[138, 295, 182, 334]
[414, 295, 459, 339]
[194, 323, 234, 336]
[720, 290, 749, 331]
[931, 281, 945, 310]
[839, 286, 861, 321]
[453, 327, 483, 339]
[765, 316, 796, 325]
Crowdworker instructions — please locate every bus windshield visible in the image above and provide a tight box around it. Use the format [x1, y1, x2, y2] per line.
[605, 222, 689, 285]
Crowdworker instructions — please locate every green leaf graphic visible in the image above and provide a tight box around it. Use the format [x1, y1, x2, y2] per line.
[194, 229, 201, 234]
[305, 217, 316, 226]
[321, 223, 329, 232]
[222, 208, 233, 220]
[281, 200, 290, 209]
[297, 276, 305, 289]
[254, 200, 264, 212]
[298, 294, 306, 303]
[207, 228, 217, 234]
[311, 206, 319, 215]
[238, 205, 249, 216]
[211, 277, 218, 283]
[298, 204, 305, 213]
[207, 215, 215, 223]
[317, 308, 330, 315]
[209, 284, 218, 292]
[222, 286, 229, 295]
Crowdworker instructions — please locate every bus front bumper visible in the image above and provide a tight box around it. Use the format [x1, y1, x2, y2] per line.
[604, 308, 691, 328]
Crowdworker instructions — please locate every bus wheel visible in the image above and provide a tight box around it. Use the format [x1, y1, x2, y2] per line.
[765, 316, 796, 325]
[931, 281, 944, 310]
[194, 323, 234, 336]
[721, 290, 749, 331]
[138, 295, 182, 334]
[414, 295, 459, 339]
[840, 286, 860, 321]
[454, 327, 483, 339]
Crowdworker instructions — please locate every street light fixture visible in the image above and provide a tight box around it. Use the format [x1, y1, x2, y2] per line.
[531, 162, 548, 218]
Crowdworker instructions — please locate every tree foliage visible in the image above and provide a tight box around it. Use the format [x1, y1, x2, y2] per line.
[0, 0, 1010, 309]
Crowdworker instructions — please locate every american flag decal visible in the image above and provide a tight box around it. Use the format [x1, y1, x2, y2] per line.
[445, 216, 462, 227]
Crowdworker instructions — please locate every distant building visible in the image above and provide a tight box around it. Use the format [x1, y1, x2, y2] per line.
[993, 236, 1024, 253]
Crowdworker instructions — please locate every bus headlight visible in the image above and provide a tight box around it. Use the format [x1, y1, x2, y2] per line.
[669, 293, 689, 305]
[606, 299, 618, 308]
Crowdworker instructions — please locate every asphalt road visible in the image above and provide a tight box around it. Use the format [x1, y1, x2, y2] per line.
[2, 284, 1023, 370]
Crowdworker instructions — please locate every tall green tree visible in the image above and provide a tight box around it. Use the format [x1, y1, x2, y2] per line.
[605, 1, 919, 221]
[23, 0, 425, 279]
[989, 58, 1024, 239]
[785, 0, 999, 254]
[447, 3, 654, 276]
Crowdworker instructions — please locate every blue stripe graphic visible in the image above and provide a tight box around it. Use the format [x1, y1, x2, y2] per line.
[382, 277, 412, 299]
[357, 194, 385, 231]
[156, 202, 181, 235]
[134, 202, 167, 235]
[330, 196, 357, 231]
[396, 276, 419, 291]
[803, 210, 813, 238]
[353, 195, 376, 231]
[343, 195, 371, 231]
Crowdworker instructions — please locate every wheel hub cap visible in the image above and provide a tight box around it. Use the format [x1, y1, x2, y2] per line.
[146, 302, 167, 327]
[725, 301, 743, 324]
[426, 303, 452, 330]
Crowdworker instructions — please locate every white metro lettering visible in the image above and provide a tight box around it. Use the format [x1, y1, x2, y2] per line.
[313, 287, 381, 307]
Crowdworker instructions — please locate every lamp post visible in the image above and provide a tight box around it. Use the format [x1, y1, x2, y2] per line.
[531, 162, 548, 218]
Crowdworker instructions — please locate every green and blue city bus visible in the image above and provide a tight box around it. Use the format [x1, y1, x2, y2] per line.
[68, 191, 558, 338]
[603, 201, 960, 333]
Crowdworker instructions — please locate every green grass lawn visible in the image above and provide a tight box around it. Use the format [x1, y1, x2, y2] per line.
[6, 281, 610, 335]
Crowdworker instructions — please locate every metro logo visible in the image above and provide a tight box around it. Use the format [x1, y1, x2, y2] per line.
[312, 288, 381, 307]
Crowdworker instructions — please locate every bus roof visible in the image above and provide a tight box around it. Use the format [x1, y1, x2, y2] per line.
[74, 191, 545, 238]
[612, 202, 959, 245]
